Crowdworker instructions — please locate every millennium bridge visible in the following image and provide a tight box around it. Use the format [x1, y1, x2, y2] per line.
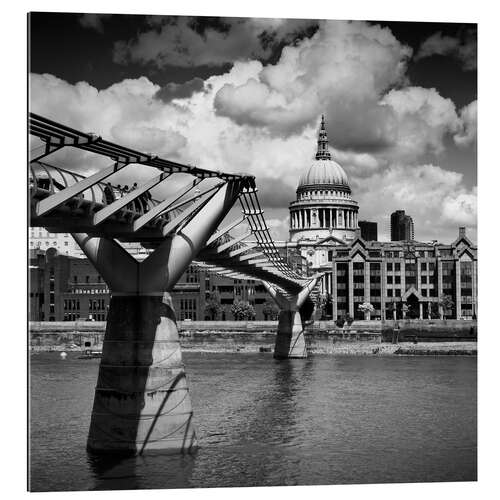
[29, 113, 321, 455]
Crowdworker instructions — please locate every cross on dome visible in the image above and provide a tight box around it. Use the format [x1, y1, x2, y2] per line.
[315, 114, 332, 161]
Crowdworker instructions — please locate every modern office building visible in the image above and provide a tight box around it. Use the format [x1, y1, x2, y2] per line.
[358, 221, 378, 241]
[390, 210, 415, 241]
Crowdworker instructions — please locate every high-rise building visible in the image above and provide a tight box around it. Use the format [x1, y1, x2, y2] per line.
[359, 221, 378, 241]
[390, 210, 415, 241]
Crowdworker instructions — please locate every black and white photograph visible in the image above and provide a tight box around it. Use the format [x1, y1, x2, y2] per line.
[23, 3, 485, 495]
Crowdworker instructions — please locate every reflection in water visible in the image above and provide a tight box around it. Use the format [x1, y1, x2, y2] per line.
[30, 352, 477, 491]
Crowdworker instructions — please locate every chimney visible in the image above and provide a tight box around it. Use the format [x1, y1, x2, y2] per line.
[459, 227, 466, 238]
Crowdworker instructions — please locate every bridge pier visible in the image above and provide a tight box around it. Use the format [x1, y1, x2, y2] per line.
[87, 292, 196, 455]
[262, 276, 321, 359]
[71, 181, 242, 455]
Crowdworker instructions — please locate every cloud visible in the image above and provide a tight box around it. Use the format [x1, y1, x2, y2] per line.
[415, 30, 477, 70]
[381, 86, 461, 158]
[29, 19, 476, 245]
[353, 164, 476, 242]
[155, 77, 205, 102]
[79, 14, 112, 34]
[214, 20, 412, 142]
[454, 100, 477, 147]
[113, 16, 318, 68]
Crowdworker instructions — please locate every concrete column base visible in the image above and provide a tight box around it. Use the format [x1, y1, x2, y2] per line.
[274, 310, 307, 359]
[86, 293, 197, 455]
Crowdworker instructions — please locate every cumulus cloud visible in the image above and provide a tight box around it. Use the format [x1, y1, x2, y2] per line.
[155, 77, 205, 102]
[79, 14, 112, 33]
[113, 16, 317, 68]
[454, 100, 477, 147]
[30, 73, 188, 159]
[29, 19, 476, 244]
[353, 164, 476, 242]
[381, 86, 461, 158]
[415, 30, 477, 70]
[214, 20, 412, 142]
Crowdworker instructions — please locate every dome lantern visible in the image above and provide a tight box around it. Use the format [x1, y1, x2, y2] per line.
[315, 114, 332, 160]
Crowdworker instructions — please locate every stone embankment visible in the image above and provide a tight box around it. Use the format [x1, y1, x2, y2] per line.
[29, 320, 477, 356]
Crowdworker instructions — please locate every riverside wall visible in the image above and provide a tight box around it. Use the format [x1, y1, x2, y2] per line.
[29, 319, 477, 355]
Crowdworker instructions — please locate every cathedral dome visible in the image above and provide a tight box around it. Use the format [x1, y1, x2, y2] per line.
[297, 114, 350, 191]
[298, 159, 349, 189]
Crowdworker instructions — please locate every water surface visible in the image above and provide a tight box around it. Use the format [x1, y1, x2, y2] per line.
[29, 352, 476, 491]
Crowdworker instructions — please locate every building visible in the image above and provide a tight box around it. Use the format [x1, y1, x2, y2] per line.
[280, 116, 477, 321]
[28, 114, 477, 323]
[390, 210, 415, 241]
[289, 115, 359, 243]
[28, 250, 273, 322]
[29, 227, 81, 256]
[359, 221, 378, 241]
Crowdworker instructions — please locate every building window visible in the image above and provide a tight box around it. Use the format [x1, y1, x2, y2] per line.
[387, 276, 393, 284]
[387, 262, 393, 272]
[395, 276, 401, 284]
[395, 263, 401, 271]
[387, 289, 393, 297]
[395, 289, 401, 297]
[421, 262, 427, 271]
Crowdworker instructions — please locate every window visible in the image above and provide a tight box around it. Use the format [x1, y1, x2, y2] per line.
[395, 289, 401, 297]
[387, 276, 393, 284]
[395, 263, 401, 271]
[395, 276, 401, 284]
[86, 276, 90, 283]
[421, 276, 427, 284]
[387, 289, 393, 297]
[387, 262, 393, 271]
[421, 262, 427, 271]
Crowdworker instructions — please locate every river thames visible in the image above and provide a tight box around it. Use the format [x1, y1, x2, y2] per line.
[29, 352, 476, 491]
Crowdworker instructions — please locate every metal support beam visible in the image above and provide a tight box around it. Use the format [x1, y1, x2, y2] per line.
[93, 172, 172, 225]
[214, 231, 252, 253]
[36, 161, 130, 216]
[132, 178, 202, 232]
[205, 216, 246, 246]
[160, 185, 224, 237]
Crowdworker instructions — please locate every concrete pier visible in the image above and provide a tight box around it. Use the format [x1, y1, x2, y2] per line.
[274, 310, 307, 359]
[87, 293, 197, 455]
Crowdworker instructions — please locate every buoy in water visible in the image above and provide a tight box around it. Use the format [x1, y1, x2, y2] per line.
[60, 352, 67, 359]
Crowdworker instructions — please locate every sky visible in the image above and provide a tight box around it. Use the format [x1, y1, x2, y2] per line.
[28, 12, 477, 244]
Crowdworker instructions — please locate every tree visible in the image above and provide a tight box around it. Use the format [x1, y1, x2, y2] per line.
[386, 301, 397, 321]
[315, 293, 332, 320]
[231, 300, 256, 320]
[262, 299, 279, 320]
[438, 294, 455, 320]
[358, 301, 374, 320]
[204, 291, 222, 320]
